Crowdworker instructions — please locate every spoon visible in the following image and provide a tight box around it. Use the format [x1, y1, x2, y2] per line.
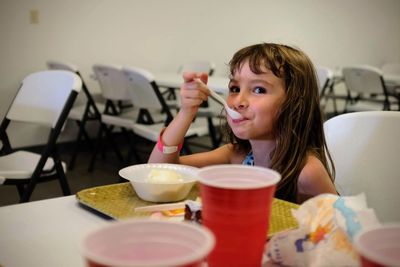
[208, 88, 243, 120]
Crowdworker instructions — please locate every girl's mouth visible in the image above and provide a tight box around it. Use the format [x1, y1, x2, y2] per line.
[231, 118, 246, 123]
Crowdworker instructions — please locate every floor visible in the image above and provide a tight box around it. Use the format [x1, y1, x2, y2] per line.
[0, 134, 213, 207]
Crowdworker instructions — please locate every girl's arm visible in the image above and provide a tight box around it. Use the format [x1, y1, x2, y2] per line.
[148, 72, 233, 166]
[297, 155, 338, 203]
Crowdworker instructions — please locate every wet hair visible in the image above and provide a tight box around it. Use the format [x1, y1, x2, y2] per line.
[224, 43, 335, 202]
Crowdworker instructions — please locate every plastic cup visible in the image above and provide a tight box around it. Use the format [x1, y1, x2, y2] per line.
[354, 224, 400, 267]
[80, 219, 215, 267]
[197, 165, 281, 267]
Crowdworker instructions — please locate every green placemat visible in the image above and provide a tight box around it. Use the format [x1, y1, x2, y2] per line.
[76, 182, 298, 237]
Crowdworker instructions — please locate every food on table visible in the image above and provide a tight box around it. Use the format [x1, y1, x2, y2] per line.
[145, 169, 184, 183]
[184, 200, 202, 224]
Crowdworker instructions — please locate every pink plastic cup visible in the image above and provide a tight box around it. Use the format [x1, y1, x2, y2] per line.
[80, 219, 215, 267]
[354, 224, 400, 267]
[197, 165, 281, 267]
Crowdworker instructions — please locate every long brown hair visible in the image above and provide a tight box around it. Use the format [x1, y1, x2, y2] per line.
[225, 43, 335, 201]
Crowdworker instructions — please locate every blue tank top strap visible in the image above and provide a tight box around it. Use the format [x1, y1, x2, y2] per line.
[242, 151, 254, 166]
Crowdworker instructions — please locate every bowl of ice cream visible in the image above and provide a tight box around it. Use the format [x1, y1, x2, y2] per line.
[118, 163, 199, 202]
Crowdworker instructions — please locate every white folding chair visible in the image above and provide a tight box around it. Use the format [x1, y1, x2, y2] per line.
[0, 70, 82, 202]
[47, 60, 105, 169]
[342, 65, 397, 112]
[382, 62, 400, 107]
[324, 111, 400, 222]
[316, 66, 334, 96]
[88, 64, 137, 171]
[316, 66, 334, 112]
[121, 66, 209, 162]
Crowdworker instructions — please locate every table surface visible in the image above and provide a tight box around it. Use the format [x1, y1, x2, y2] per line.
[0, 196, 108, 267]
[0, 195, 278, 267]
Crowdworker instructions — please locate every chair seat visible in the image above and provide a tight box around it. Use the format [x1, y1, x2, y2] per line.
[101, 108, 166, 129]
[68, 103, 106, 121]
[346, 95, 398, 111]
[101, 109, 137, 129]
[0, 151, 66, 179]
[346, 101, 387, 112]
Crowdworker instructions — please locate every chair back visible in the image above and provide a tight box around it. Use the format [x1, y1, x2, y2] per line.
[324, 111, 400, 222]
[92, 64, 131, 101]
[178, 61, 216, 76]
[47, 60, 102, 115]
[6, 70, 82, 128]
[342, 65, 385, 95]
[122, 66, 173, 124]
[122, 66, 161, 109]
[316, 66, 334, 95]
[46, 60, 78, 73]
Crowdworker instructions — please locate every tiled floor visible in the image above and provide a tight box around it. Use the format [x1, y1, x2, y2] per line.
[0, 134, 213, 207]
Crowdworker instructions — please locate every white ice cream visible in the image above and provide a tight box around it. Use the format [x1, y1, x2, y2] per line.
[146, 169, 184, 183]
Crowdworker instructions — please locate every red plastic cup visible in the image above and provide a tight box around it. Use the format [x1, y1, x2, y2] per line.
[354, 224, 400, 267]
[197, 165, 281, 267]
[80, 219, 215, 267]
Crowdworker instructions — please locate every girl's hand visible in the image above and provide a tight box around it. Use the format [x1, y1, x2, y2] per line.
[180, 72, 210, 116]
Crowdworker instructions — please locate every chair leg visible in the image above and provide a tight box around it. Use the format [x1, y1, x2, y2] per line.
[88, 124, 105, 172]
[104, 126, 124, 163]
[69, 120, 92, 170]
[125, 133, 142, 165]
[16, 184, 26, 198]
[55, 162, 71, 196]
[20, 176, 38, 203]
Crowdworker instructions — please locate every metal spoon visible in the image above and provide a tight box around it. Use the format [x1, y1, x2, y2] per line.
[208, 88, 243, 120]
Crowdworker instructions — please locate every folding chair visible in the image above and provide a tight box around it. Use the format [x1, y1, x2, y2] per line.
[382, 62, 400, 106]
[88, 64, 136, 172]
[342, 65, 397, 112]
[47, 60, 105, 169]
[324, 111, 400, 222]
[0, 70, 82, 202]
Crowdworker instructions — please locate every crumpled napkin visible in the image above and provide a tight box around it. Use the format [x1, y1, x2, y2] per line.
[266, 193, 380, 267]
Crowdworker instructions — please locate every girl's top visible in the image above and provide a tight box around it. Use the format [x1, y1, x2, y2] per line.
[242, 151, 297, 203]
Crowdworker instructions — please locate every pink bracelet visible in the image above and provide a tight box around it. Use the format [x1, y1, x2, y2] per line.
[157, 128, 183, 154]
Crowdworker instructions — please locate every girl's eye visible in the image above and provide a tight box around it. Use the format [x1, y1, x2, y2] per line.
[229, 86, 240, 93]
[253, 86, 267, 94]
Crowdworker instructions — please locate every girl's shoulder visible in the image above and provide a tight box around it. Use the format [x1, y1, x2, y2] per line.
[297, 154, 337, 200]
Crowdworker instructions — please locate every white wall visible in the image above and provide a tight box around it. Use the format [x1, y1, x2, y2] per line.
[1, 0, 400, 147]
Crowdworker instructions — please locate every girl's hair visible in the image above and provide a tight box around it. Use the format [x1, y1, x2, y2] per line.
[224, 43, 335, 201]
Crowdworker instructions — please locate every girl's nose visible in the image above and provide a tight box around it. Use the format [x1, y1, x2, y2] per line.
[230, 92, 249, 110]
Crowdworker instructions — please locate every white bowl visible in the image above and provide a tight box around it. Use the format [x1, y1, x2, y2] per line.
[119, 163, 199, 202]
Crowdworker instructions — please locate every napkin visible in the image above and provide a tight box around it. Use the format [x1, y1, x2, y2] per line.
[266, 193, 380, 267]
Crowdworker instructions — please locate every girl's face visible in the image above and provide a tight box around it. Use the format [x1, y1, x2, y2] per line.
[227, 60, 286, 140]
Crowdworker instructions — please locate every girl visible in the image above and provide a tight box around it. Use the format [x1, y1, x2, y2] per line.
[148, 43, 337, 203]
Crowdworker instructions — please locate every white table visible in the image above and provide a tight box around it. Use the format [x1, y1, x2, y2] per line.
[0, 195, 279, 267]
[154, 73, 230, 95]
[0, 196, 108, 267]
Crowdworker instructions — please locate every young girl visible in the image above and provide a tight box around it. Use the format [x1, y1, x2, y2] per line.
[148, 43, 337, 204]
